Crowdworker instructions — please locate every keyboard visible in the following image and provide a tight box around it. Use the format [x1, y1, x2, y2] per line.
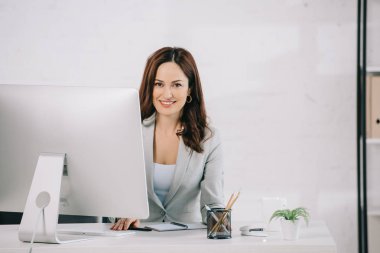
[58, 229, 135, 237]
[56, 233, 93, 243]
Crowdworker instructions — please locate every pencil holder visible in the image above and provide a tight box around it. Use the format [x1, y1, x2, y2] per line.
[207, 208, 231, 239]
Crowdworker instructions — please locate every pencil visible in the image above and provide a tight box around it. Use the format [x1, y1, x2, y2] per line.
[209, 191, 240, 235]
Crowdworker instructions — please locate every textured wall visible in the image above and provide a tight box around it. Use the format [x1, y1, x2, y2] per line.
[0, 1, 358, 252]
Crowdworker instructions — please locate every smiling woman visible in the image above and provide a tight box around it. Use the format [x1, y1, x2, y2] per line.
[139, 47, 208, 153]
[111, 47, 225, 231]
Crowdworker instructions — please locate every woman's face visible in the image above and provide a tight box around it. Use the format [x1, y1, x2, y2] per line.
[153, 62, 190, 119]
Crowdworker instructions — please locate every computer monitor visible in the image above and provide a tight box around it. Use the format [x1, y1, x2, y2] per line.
[0, 84, 149, 243]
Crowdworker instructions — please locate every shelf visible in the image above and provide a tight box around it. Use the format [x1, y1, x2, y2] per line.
[367, 139, 380, 144]
[368, 210, 380, 216]
[366, 67, 380, 74]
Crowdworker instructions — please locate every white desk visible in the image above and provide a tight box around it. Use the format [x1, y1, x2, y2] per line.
[0, 221, 336, 253]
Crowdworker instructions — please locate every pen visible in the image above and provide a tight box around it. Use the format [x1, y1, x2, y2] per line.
[129, 227, 152, 232]
[170, 222, 188, 228]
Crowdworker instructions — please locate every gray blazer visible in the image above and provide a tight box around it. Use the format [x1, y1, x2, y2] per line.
[141, 114, 224, 224]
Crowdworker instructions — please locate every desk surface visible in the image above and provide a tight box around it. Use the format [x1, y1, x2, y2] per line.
[0, 221, 336, 253]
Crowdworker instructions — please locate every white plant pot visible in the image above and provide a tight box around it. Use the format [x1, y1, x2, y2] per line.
[280, 219, 301, 240]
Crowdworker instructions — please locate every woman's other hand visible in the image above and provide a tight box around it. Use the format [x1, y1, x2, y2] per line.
[110, 218, 140, 230]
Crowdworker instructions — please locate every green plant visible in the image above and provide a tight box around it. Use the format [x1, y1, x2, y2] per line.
[269, 207, 310, 225]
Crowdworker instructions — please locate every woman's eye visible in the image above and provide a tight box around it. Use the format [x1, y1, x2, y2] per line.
[154, 82, 163, 87]
[174, 83, 182, 87]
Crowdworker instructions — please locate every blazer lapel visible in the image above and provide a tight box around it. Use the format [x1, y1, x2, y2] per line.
[163, 137, 192, 206]
[142, 115, 164, 209]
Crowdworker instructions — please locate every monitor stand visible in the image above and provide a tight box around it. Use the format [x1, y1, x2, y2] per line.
[18, 153, 90, 244]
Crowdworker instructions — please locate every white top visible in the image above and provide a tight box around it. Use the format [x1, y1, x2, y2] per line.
[153, 163, 176, 203]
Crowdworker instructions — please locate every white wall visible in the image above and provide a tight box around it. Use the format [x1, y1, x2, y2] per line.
[0, 1, 357, 252]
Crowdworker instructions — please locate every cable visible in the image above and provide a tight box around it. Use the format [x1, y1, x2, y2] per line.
[26, 191, 51, 252]
[28, 207, 44, 253]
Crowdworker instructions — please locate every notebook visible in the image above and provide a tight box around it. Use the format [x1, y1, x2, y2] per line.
[144, 222, 207, 232]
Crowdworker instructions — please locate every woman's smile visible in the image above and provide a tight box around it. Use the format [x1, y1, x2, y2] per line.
[159, 100, 176, 107]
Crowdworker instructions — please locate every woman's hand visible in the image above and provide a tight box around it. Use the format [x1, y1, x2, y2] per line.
[110, 218, 140, 230]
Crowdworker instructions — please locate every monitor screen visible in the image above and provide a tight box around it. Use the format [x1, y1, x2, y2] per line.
[0, 84, 149, 221]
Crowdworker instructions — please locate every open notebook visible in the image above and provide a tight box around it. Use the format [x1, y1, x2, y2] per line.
[144, 222, 207, 232]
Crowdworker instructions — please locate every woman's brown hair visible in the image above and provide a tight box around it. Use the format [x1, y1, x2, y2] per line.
[139, 47, 209, 153]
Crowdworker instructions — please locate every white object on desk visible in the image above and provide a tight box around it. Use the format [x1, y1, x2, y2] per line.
[0, 86, 150, 244]
[58, 229, 134, 237]
[240, 225, 268, 237]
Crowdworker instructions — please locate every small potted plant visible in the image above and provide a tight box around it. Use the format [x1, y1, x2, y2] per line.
[269, 207, 310, 240]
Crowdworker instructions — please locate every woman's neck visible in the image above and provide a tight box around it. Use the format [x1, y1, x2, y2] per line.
[155, 113, 181, 135]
